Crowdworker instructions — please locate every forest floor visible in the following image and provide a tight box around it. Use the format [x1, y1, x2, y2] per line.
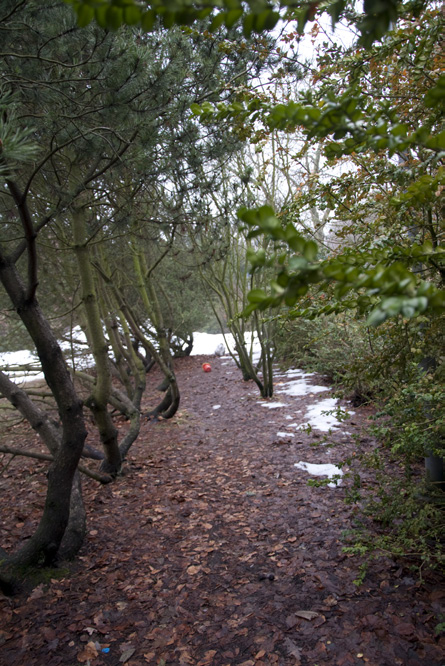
[0, 354, 444, 666]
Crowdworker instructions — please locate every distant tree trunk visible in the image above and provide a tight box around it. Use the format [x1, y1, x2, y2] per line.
[132, 247, 180, 419]
[72, 206, 121, 476]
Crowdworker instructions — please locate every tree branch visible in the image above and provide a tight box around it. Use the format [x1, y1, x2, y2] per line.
[6, 179, 38, 301]
[0, 445, 112, 483]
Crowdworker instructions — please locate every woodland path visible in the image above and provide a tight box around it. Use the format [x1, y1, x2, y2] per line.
[0, 354, 443, 666]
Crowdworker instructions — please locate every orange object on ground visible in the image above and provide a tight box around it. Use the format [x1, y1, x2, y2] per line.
[202, 363, 212, 372]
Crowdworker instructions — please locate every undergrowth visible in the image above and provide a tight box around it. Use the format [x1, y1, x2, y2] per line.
[276, 312, 445, 582]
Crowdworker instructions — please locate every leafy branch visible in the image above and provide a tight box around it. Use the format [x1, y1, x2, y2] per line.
[238, 205, 445, 325]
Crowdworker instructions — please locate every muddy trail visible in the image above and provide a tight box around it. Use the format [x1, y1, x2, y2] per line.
[0, 354, 443, 666]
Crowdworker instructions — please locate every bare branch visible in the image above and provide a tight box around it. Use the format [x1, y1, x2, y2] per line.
[0, 445, 112, 484]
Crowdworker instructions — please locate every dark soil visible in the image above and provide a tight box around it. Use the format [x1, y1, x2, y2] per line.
[0, 354, 443, 666]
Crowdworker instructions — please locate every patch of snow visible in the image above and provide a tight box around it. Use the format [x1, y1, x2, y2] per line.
[294, 461, 343, 487]
[299, 398, 341, 432]
[276, 378, 330, 398]
[59, 326, 94, 370]
[0, 349, 44, 382]
[277, 431, 294, 438]
[284, 368, 313, 377]
[191, 331, 261, 358]
[258, 401, 287, 409]
[212, 405, 221, 410]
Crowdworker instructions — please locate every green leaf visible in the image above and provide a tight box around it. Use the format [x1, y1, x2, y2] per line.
[366, 308, 388, 327]
[224, 9, 243, 28]
[289, 256, 308, 271]
[141, 10, 156, 31]
[123, 5, 141, 25]
[247, 288, 268, 304]
[303, 240, 318, 261]
[242, 13, 254, 37]
[76, 4, 94, 27]
[105, 6, 123, 30]
[425, 75, 445, 109]
[210, 12, 225, 31]
[425, 131, 445, 151]
[190, 103, 202, 116]
[246, 247, 266, 267]
[94, 6, 109, 28]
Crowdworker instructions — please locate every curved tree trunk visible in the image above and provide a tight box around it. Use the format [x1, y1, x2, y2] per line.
[132, 247, 181, 419]
[0, 372, 88, 561]
[72, 207, 121, 476]
[0, 258, 87, 568]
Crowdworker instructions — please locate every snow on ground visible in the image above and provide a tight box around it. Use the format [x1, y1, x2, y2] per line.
[258, 401, 288, 409]
[284, 368, 314, 377]
[299, 398, 354, 433]
[300, 397, 342, 432]
[190, 331, 260, 358]
[294, 461, 343, 487]
[0, 326, 93, 382]
[0, 349, 44, 382]
[275, 376, 330, 398]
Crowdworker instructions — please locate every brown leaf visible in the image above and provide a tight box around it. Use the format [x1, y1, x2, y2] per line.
[197, 649, 217, 665]
[77, 641, 99, 663]
[284, 637, 301, 664]
[295, 610, 319, 621]
[42, 626, 57, 642]
[394, 622, 415, 637]
[285, 614, 298, 629]
[120, 646, 136, 662]
[323, 595, 338, 607]
[28, 584, 45, 601]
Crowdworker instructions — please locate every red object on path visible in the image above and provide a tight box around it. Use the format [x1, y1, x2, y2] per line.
[202, 363, 212, 372]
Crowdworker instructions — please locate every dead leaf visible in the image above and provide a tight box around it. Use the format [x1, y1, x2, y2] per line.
[295, 610, 319, 621]
[323, 595, 338, 607]
[284, 638, 301, 663]
[197, 649, 217, 665]
[186, 565, 201, 575]
[120, 646, 136, 662]
[394, 622, 415, 637]
[28, 584, 45, 601]
[42, 626, 57, 642]
[77, 641, 99, 663]
[285, 614, 298, 629]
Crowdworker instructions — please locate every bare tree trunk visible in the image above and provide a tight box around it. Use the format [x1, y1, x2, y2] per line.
[0, 258, 87, 567]
[72, 207, 121, 476]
